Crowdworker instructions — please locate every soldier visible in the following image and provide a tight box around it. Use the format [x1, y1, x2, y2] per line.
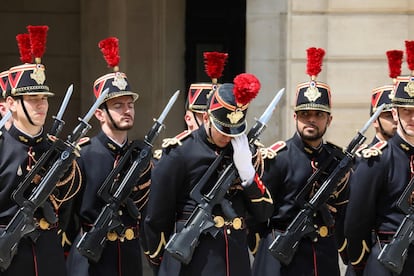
[144, 73, 274, 276]
[343, 50, 402, 275]
[67, 37, 151, 276]
[344, 42, 414, 275]
[154, 52, 228, 161]
[252, 47, 348, 276]
[0, 25, 79, 276]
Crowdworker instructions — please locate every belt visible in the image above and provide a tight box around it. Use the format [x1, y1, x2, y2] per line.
[213, 216, 245, 230]
[82, 223, 139, 242]
[270, 223, 334, 238]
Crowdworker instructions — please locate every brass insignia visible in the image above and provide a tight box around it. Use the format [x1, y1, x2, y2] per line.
[304, 81, 321, 102]
[400, 143, 410, 151]
[112, 72, 128, 90]
[124, 228, 135, 240]
[36, 137, 43, 143]
[318, 226, 328, 237]
[107, 231, 118, 241]
[232, 218, 242, 230]
[404, 78, 414, 97]
[227, 110, 244, 124]
[18, 135, 28, 143]
[30, 65, 46, 85]
[38, 218, 50, 230]
[214, 216, 225, 228]
[107, 143, 116, 151]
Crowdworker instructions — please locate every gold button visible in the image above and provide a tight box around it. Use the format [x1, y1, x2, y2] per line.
[125, 228, 135, 240]
[318, 226, 328, 237]
[39, 218, 50, 230]
[107, 231, 118, 241]
[214, 216, 225, 228]
[232, 218, 242, 230]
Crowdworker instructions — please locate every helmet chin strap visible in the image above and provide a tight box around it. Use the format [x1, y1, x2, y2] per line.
[19, 96, 35, 126]
[377, 118, 394, 140]
[102, 103, 121, 130]
[397, 109, 413, 138]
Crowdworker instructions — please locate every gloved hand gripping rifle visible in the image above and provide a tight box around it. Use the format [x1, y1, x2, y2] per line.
[76, 90, 180, 263]
[165, 88, 285, 265]
[0, 87, 108, 272]
[268, 104, 385, 266]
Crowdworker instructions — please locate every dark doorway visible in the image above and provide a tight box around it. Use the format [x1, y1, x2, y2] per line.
[185, 0, 246, 89]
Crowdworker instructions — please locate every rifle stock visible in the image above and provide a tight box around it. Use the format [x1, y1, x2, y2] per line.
[377, 214, 414, 274]
[0, 88, 108, 272]
[377, 176, 414, 273]
[77, 90, 180, 262]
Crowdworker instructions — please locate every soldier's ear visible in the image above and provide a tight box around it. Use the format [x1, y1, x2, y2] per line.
[94, 108, 105, 122]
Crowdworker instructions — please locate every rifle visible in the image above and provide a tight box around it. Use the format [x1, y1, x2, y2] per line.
[76, 90, 180, 263]
[268, 104, 385, 266]
[165, 88, 285, 265]
[377, 177, 414, 274]
[0, 88, 109, 272]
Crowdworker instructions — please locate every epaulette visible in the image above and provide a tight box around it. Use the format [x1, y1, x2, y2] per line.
[259, 141, 286, 160]
[77, 137, 90, 147]
[360, 141, 387, 159]
[153, 130, 192, 160]
[161, 130, 192, 149]
[354, 144, 368, 157]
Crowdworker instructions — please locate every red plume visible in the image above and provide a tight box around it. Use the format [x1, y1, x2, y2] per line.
[203, 52, 228, 80]
[306, 47, 325, 78]
[27, 25, 48, 60]
[16, 34, 32, 63]
[386, 50, 403, 79]
[98, 37, 120, 69]
[405, 41, 414, 71]
[233, 73, 261, 106]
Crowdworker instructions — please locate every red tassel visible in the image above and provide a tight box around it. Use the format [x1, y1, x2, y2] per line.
[233, 73, 260, 106]
[405, 41, 414, 71]
[98, 37, 120, 69]
[306, 47, 325, 78]
[27, 25, 48, 60]
[386, 50, 403, 79]
[16, 34, 32, 63]
[203, 52, 228, 80]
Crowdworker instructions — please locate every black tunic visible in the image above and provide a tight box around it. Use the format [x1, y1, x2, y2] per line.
[144, 126, 273, 276]
[73, 131, 150, 276]
[345, 133, 414, 275]
[252, 133, 348, 276]
[0, 125, 67, 276]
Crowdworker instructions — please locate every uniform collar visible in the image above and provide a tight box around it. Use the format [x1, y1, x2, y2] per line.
[392, 132, 414, 156]
[96, 131, 126, 154]
[292, 133, 324, 157]
[8, 124, 44, 146]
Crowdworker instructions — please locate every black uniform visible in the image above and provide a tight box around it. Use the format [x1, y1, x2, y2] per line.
[144, 126, 273, 276]
[73, 131, 150, 276]
[344, 133, 414, 275]
[252, 133, 348, 276]
[0, 125, 67, 276]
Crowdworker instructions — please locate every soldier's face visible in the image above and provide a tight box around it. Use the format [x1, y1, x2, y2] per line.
[374, 111, 397, 140]
[105, 95, 135, 130]
[393, 107, 414, 138]
[294, 110, 332, 145]
[8, 94, 48, 131]
[203, 112, 232, 148]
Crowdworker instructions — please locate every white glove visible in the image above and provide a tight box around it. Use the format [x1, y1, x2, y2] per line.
[231, 134, 255, 187]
